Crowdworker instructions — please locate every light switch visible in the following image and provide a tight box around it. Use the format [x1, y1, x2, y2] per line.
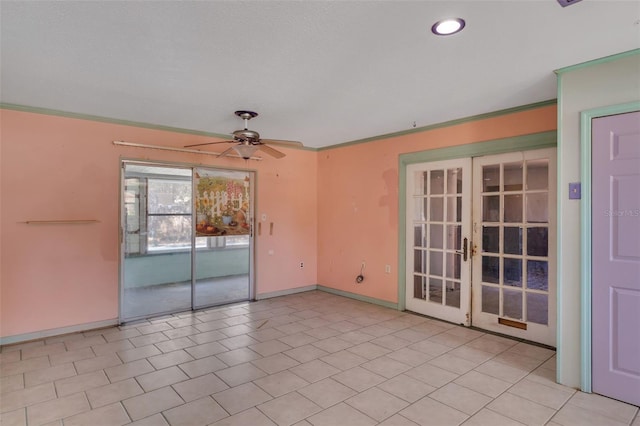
[569, 182, 581, 200]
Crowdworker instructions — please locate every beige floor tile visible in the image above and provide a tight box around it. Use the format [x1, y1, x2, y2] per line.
[332, 366, 386, 392]
[26, 392, 90, 426]
[370, 335, 411, 351]
[248, 328, 288, 343]
[284, 344, 329, 363]
[155, 336, 196, 353]
[258, 391, 322, 426]
[377, 414, 421, 426]
[508, 378, 575, 410]
[163, 326, 200, 339]
[312, 337, 354, 354]
[215, 362, 267, 387]
[85, 378, 143, 408]
[250, 340, 293, 357]
[74, 353, 122, 374]
[48, 348, 94, 367]
[136, 322, 173, 335]
[336, 330, 375, 345]
[254, 370, 309, 397]
[0, 408, 26, 426]
[0, 350, 22, 364]
[346, 342, 392, 360]
[565, 392, 639, 424]
[172, 373, 228, 402]
[122, 386, 184, 421]
[474, 360, 529, 384]
[187, 330, 227, 344]
[136, 366, 189, 392]
[0, 383, 56, 413]
[218, 334, 259, 350]
[427, 333, 469, 349]
[91, 339, 135, 357]
[163, 396, 228, 426]
[215, 347, 261, 366]
[407, 340, 451, 358]
[251, 353, 299, 374]
[505, 343, 555, 361]
[453, 370, 512, 398]
[277, 323, 312, 335]
[428, 354, 479, 375]
[385, 347, 433, 367]
[1, 374, 24, 394]
[361, 356, 412, 379]
[465, 335, 515, 355]
[447, 345, 495, 364]
[148, 349, 194, 370]
[54, 370, 109, 397]
[306, 402, 376, 426]
[1, 356, 51, 376]
[183, 341, 227, 359]
[116, 344, 162, 363]
[278, 332, 318, 348]
[24, 363, 76, 388]
[179, 355, 227, 378]
[213, 382, 272, 415]
[105, 359, 154, 382]
[102, 328, 141, 342]
[303, 327, 341, 340]
[210, 407, 278, 426]
[400, 396, 468, 426]
[346, 387, 409, 421]
[462, 408, 525, 426]
[487, 392, 556, 425]
[320, 350, 367, 371]
[289, 359, 341, 383]
[126, 413, 170, 426]
[551, 402, 629, 426]
[492, 352, 544, 372]
[219, 324, 253, 337]
[391, 329, 433, 343]
[429, 382, 492, 416]
[407, 363, 459, 388]
[62, 402, 130, 426]
[129, 332, 169, 348]
[21, 343, 66, 360]
[377, 374, 436, 403]
[64, 335, 106, 351]
[297, 377, 357, 408]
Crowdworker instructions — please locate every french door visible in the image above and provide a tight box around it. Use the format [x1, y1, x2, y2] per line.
[406, 159, 472, 326]
[120, 161, 254, 323]
[406, 148, 556, 346]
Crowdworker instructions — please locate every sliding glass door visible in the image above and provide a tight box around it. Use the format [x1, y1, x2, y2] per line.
[120, 162, 253, 323]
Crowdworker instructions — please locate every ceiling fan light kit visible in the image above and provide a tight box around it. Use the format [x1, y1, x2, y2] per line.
[183, 110, 303, 160]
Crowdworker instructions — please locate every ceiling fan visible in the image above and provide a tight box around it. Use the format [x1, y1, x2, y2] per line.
[184, 110, 303, 159]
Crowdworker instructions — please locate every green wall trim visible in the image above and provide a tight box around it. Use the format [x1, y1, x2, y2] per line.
[0, 102, 317, 152]
[555, 49, 640, 76]
[318, 99, 557, 151]
[397, 130, 557, 311]
[317, 285, 399, 310]
[579, 101, 640, 393]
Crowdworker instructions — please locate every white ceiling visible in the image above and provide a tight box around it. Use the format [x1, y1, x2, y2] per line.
[1, 1, 638, 148]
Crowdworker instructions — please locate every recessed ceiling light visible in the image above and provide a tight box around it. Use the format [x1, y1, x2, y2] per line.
[431, 18, 466, 36]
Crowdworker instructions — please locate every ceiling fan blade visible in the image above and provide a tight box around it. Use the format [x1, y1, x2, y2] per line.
[184, 140, 234, 148]
[217, 146, 237, 158]
[260, 139, 304, 148]
[258, 144, 286, 159]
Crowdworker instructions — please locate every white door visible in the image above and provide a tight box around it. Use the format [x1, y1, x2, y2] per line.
[405, 149, 557, 345]
[406, 159, 472, 325]
[471, 149, 557, 346]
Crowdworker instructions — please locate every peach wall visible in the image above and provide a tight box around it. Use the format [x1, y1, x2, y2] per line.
[0, 109, 317, 339]
[317, 105, 557, 303]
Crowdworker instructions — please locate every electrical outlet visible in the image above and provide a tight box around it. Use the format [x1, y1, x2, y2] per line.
[385, 265, 391, 274]
[300, 262, 304, 268]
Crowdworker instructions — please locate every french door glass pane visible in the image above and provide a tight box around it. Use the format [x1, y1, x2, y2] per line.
[504, 194, 523, 222]
[503, 163, 523, 191]
[445, 281, 461, 308]
[503, 288, 523, 319]
[526, 160, 548, 190]
[526, 193, 548, 223]
[483, 195, 500, 222]
[527, 292, 548, 324]
[483, 166, 500, 192]
[429, 278, 443, 303]
[482, 286, 499, 314]
[504, 227, 522, 255]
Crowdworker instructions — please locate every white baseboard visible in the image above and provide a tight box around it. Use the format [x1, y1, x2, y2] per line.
[0, 318, 119, 347]
[255, 285, 318, 300]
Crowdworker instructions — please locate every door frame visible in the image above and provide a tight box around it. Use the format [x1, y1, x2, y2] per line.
[578, 100, 640, 393]
[398, 131, 557, 312]
[118, 157, 257, 324]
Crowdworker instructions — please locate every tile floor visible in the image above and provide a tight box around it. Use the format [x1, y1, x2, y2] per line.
[1, 290, 638, 426]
